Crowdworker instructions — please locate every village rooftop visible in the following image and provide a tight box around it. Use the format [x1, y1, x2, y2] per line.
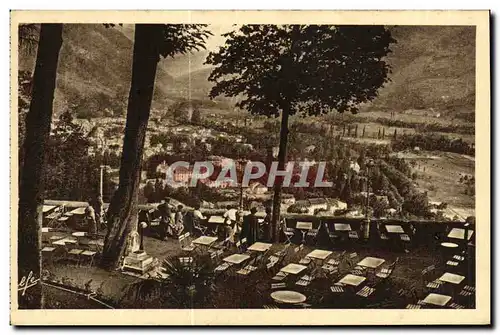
[164, 160, 335, 188]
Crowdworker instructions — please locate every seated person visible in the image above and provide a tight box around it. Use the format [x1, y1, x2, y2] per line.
[168, 205, 185, 238]
[260, 206, 272, 242]
[157, 197, 174, 241]
[192, 204, 207, 235]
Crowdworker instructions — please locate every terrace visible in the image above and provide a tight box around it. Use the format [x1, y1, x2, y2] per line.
[40, 201, 475, 310]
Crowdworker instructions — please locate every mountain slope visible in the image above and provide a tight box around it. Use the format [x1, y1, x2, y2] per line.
[19, 24, 175, 115]
[372, 26, 475, 112]
[168, 26, 476, 114]
[18, 25, 476, 117]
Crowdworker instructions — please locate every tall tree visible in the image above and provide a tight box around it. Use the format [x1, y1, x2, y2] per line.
[101, 24, 210, 270]
[18, 24, 63, 309]
[191, 107, 202, 124]
[206, 25, 395, 241]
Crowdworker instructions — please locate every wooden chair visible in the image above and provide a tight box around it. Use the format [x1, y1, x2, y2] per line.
[295, 274, 314, 287]
[400, 234, 411, 242]
[214, 262, 231, 274]
[330, 284, 345, 293]
[294, 243, 305, 253]
[67, 247, 84, 266]
[348, 231, 360, 240]
[240, 237, 248, 251]
[49, 235, 65, 246]
[379, 231, 390, 241]
[348, 252, 358, 261]
[351, 265, 367, 277]
[44, 206, 63, 227]
[266, 255, 280, 269]
[80, 249, 98, 267]
[88, 239, 104, 254]
[179, 233, 196, 253]
[281, 219, 295, 244]
[274, 242, 291, 259]
[271, 282, 286, 290]
[209, 249, 222, 265]
[193, 220, 208, 236]
[376, 257, 399, 280]
[324, 222, 339, 246]
[236, 263, 258, 276]
[179, 256, 194, 268]
[263, 304, 279, 309]
[306, 227, 320, 245]
[356, 286, 376, 298]
[235, 240, 243, 252]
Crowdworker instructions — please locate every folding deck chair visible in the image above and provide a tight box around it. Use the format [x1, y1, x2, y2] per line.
[281, 219, 295, 244]
[179, 233, 197, 253]
[306, 226, 320, 245]
[375, 257, 399, 280]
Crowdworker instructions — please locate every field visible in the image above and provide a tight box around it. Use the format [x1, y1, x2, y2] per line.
[393, 150, 475, 218]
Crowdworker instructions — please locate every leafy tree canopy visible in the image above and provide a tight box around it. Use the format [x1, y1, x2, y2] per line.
[206, 25, 395, 116]
[105, 24, 212, 61]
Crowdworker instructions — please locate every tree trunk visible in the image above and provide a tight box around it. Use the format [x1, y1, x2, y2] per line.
[271, 107, 290, 242]
[18, 24, 63, 309]
[100, 25, 162, 270]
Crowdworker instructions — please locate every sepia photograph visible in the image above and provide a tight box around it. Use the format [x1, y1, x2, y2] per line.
[10, 10, 490, 325]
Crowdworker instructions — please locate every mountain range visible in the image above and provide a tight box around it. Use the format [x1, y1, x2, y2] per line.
[18, 24, 475, 118]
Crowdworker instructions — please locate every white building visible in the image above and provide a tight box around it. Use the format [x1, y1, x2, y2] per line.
[248, 182, 268, 195]
[326, 198, 348, 213]
[307, 198, 328, 215]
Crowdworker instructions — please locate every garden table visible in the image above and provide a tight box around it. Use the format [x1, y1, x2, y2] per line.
[423, 293, 452, 306]
[271, 290, 306, 304]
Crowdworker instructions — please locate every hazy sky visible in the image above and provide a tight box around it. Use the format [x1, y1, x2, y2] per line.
[205, 25, 236, 51]
[119, 24, 235, 52]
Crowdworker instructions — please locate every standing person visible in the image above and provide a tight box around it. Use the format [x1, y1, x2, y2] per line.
[157, 197, 173, 241]
[154, 178, 164, 203]
[234, 207, 244, 237]
[223, 204, 237, 242]
[173, 205, 185, 237]
[94, 195, 104, 233]
[85, 198, 97, 237]
[262, 206, 272, 242]
[241, 207, 259, 245]
[223, 204, 237, 225]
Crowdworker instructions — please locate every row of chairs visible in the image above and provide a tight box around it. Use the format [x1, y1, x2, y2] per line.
[282, 222, 359, 246]
[42, 235, 101, 267]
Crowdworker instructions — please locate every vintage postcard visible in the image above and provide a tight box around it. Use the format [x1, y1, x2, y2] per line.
[10, 10, 490, 325]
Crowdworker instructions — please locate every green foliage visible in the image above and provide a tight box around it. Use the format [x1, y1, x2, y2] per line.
[18, 24, 39, 55]
[157, 25, 212, 59]
[72, 92, 114, 119]
[402, 191, 430, 218]
[18, 70, 32, 169]
[121, 255, 217, 308]
[374, 117, 474, 135]
[392, 133, 474, 156]
[287, 203, 309, 214]
[191, 108, 202, 124]
[43, 111, 115, 202]
[207, 25, 395, 116]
